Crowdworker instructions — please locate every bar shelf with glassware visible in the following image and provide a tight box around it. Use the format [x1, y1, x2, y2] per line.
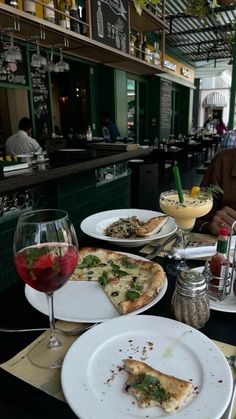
[0, 1, 166, 76]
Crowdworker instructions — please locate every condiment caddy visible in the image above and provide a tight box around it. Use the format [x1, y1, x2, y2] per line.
[203, 221, 236, 301]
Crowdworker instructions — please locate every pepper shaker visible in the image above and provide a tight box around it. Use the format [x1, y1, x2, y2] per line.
[171, 270, 210, 329]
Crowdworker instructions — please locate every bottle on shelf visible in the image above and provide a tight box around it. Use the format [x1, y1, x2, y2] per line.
[153, 41, 160, 66]
[58, 0, 70, 30]
[78, 2, 87, 36]
[209, 226, 229, 296]
[23, 0, 36, 15]
[43, 0, 55, 23]
[142, 34, 147, 60]
[97, 0, 104, 38]
[5, 0, 18, 8]
[86, 125, 92, 142]
[42, 122, 48, 136]
[134, 33, 142, 59]
[129, 34, 135, 56]
[102, 126, 110, 141]
[69, 0, 80, 33]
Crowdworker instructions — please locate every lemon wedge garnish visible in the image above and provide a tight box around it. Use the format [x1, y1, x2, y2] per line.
[190, 186, 200, 198]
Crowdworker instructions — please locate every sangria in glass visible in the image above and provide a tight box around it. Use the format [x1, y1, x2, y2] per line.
[14, 209, 78, 368]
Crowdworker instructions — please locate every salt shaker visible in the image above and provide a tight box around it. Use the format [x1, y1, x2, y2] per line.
[171, 270, 210, 329]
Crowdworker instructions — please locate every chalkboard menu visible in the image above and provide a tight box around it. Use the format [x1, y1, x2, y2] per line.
[159, 79, 172, 140]
[0, 43, 27, 86]
[30, 55, 50, 136]
[91, 0, 129, 53]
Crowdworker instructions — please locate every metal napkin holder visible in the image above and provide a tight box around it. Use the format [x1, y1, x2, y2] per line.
[203, 220, 236, 301]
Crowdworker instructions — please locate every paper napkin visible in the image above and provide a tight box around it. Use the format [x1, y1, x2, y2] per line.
[173, 235, 236, 260]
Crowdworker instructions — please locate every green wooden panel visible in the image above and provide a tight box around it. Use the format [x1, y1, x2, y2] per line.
[58, 171, 95, 192]
[0, 213, 20, 291]
[179, 84, 190, 135]
[115, 70, 127, 138]
[149, 77, 160, 141]
[95, 173, 131, 211]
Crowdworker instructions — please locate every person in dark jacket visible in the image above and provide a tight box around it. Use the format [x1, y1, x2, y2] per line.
[101, 111, 120, 141]
[194, 148, 236, 235]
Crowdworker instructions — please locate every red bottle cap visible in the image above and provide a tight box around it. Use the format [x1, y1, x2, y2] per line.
[219, 226, 229, 236]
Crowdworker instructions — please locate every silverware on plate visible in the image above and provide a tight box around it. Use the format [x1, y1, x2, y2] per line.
[145, 233, 179, 260]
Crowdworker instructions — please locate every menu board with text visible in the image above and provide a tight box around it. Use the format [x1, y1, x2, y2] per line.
[91, 0, 129, 53]
[159, 79, 172, 140]
[30, 55, 50, 136]
[0, 43, 27, 86]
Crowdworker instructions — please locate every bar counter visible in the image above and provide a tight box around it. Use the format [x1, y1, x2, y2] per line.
[0, 147, 152, 292]
[0, 148, 151, 194]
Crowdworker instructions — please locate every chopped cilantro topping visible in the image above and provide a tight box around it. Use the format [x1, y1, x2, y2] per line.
[130, 373, 170, 402]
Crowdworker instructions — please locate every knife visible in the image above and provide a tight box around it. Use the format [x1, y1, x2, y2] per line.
[145, 233, 178, 260]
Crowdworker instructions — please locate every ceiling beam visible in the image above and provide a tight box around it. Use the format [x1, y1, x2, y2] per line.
[171, 39, 229, 48]
[167, 23, 233, 37]
[166, 4, 236, 20]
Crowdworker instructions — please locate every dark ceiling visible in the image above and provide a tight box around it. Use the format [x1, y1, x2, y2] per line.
[155, 0, 236, 63]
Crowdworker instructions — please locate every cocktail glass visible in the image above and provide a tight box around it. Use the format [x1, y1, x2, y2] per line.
[160, 189, 213, 275]
[14, 209, 78, 368]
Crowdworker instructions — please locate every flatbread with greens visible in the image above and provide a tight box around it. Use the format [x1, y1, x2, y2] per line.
[71, 247, 165, 314]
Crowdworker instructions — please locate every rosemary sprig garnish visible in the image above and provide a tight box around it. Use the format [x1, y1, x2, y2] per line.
[200, 184, 223, 198]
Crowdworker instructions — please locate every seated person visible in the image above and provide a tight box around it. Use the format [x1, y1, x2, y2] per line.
[5, 117, 42, 156]
[194, 148, 236, 235]
[101, 111, 120, 141]
[203, 117, 212, 132]
[216, 118, 227, 136]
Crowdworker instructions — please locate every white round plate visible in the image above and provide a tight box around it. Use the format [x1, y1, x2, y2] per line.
[80, 209, 177, 247]
[25, 252, 167, 323]
[61, 315, 233, 419]
[191, 267, 236, 313]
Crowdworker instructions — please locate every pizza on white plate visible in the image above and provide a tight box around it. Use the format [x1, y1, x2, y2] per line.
[71, 247, 166, 314]
[123, 359, 194, 413]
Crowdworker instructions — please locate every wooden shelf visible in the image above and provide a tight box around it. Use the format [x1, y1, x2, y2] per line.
[129, 1, 168, 33]
[0, 3, 166, 76]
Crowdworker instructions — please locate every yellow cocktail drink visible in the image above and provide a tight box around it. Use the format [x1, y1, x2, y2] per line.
[160, 190, 213, 230]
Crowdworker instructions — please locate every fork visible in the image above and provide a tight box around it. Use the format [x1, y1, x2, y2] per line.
[223, 356, 236, 419]
[144, 233, 179, 260]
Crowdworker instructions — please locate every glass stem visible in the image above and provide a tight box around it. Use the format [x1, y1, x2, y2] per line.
[178, 229, 188, 271]
[46, 292, 61, 348]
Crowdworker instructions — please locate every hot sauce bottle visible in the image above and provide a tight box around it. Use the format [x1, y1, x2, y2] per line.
[209, 226, 229, 295]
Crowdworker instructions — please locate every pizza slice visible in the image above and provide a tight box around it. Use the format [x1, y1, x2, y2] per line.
[71, 247, 165, 314]
[123, 359, 193, 413]
[135, 216, 169, 237]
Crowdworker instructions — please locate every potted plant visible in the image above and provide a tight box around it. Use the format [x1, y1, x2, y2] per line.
[133, 0, 161, 15]
[186, 0, 218, 20]
[186, 0, 236, 19]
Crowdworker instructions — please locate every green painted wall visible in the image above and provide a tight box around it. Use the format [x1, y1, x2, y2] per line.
[178, 84, 191, 135]
[114, 70, 127, 137]
[148, 77, 160, 141]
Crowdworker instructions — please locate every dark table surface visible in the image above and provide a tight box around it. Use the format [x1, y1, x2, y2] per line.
[0, 239, 236, 419]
